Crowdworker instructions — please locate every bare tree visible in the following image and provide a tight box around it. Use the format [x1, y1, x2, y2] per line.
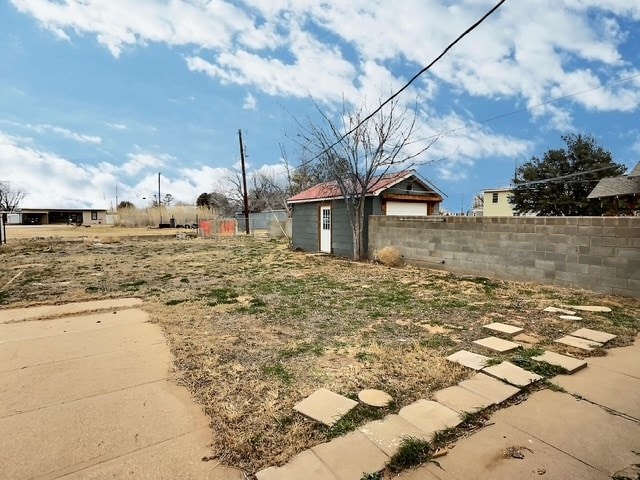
[472, 192, 484, 209]
[296, 98, 436, 260]
[0, 182, 25, 211]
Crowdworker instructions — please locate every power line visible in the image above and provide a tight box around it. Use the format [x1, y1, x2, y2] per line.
[409, 72, 640, 145]
[513, 165, 618, 187]
[303, 0, 507, 165]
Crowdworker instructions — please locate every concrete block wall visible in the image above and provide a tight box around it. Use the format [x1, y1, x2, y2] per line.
[368, 216, 640, 298]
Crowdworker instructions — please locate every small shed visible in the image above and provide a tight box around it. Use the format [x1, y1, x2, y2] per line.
[588, 162, 640, 214]
[287, 170, 445, 257]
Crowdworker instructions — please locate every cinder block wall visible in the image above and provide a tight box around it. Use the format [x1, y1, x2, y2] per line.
[368, 216, 640, 298]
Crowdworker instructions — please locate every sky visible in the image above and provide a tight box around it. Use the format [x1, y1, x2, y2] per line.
[1, 0, 639, 213]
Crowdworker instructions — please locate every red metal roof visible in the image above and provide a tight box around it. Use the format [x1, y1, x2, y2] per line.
[288, 170, 442, 203]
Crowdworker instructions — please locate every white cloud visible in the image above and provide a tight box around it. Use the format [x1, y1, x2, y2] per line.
[0, 129, 260, 209]
[120, 152, 170, 176]
[10, 0, 640, 134]
[10, 0, 255, 57]
[2, 120, 101, 144]
[242, 93, 257, 110]
[0, 131, 113, 209]
[106, 122, 127, 130]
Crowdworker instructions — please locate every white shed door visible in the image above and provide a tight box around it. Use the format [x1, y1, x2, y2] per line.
[320, 206, 331, 253]
[386, 201, 428, 216]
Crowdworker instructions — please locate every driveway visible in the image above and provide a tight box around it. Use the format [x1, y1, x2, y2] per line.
[0, 299, 243, 480]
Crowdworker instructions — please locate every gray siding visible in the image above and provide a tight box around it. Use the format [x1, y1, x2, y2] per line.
[330, 200, 353, 257]
[291, 197, 382, 257]
[291, 203, 319, 252]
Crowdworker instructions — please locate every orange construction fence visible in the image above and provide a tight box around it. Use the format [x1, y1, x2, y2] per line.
[199, 219, 237, 237]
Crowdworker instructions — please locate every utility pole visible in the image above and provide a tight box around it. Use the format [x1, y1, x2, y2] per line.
[158, 172, 162, 225]
[238, 129, 250, 234]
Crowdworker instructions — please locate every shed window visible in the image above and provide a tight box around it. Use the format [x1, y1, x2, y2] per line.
[91, 211, 98, 220]
[492, 192, 499, 203]
[322, 209, 330, 229]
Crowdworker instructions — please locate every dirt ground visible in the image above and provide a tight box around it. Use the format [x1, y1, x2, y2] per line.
[1, 234, 638, 475]
[5, 224, 187, 240]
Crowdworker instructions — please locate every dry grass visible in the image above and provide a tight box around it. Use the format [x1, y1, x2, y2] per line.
[1, 235, 638, 475]
[6, 225, 183, 240]
[374, 246, 402, 267]
[115, 205, 219, 227]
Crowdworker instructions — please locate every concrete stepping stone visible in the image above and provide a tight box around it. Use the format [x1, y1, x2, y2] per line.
[473, 336, 520, 353]
[433, 385, 493, 414]
[293, 388, 357, 426]
[446, 350, 489, 370]
[398, 400, 462, 436]
[543, 306, 576, 315]
[358, 389, 393, 407]
[359, 414, 428, 456]
[555, 336, 602, 351]
[458, 373, 521, 404]
[482, 361, 542, 386]
[311, 430, 388, 480]
[558, 315, 582, 322]
[559, 315, 583, 321]
[563, 305, 612, 313]
[570, 328, 616, 344]
[255, 449, 338, 480]
[482, 322, 523, 337]
[532, 351, 587, 374]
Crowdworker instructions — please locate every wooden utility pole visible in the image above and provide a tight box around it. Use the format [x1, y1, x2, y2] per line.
[238, 129, 250, 234]
[158, 172, 162, 225]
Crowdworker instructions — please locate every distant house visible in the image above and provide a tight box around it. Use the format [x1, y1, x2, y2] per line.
[483, 188, 518, 217]
[588, 162, 640, 214]
[287, 170, 445, 257]
[5, 208, 108, 226]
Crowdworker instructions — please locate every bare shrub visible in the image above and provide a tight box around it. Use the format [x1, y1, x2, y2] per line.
[374, 246, 403, 267]
[115, 206, 220, 227]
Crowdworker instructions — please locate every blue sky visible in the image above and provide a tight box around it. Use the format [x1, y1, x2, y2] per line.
[1, 0, 639, 213]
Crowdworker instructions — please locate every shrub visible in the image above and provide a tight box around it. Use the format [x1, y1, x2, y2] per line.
[374, 246, 402, 267]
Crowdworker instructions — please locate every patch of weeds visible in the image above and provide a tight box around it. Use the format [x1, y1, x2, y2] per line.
[485, 356, 504, 367]
[355, 351, 379, 362]
[85, 286, 100, 293]
[424, 297, 468, 310]
[326, 403, 393, 439]
[609, 311, 639, 329]
[236, 297, 267, 314]
[205, 288, 238, 305]
[420, 333, 456, 349]
[544, 380, 566, 393]
[361, 473, 382, 480]
[279, 342, 324, 359]
[261, 363, 293, 384]
[165, 299, 188, 306]
[119, 279, 146, 291]
[510, 348, 567, 377]
[561, 294, 592, 306]
[179, 277, 189, 283]
[157, 273, 174, 280]
[387, 437, 432, 473]
[464, 276, 500, 295]
[0, 291, 8, 304]
[363, 282, 413, 308]
[432, 427, 457, 446]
